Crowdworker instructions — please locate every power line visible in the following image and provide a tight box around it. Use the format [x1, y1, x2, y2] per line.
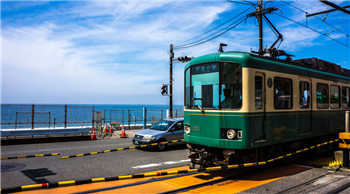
[173, 7, 252, 49]
[280, 0, 349, 37]
[226, 0, 253, 6]
[273, 12, 349, 48]
[174, 7, 253, 46]
[174, 15, 248, 50]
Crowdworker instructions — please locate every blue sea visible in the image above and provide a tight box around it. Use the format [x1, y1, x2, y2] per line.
[0, 104, 184, 129]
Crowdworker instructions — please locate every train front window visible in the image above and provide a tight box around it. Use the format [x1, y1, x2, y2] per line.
[185, 62, 242, 110]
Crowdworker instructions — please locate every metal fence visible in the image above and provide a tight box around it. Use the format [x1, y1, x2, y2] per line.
[1, 104, 184, 130]
[1, 104, 94, 129]
[94, 108, 184, 130]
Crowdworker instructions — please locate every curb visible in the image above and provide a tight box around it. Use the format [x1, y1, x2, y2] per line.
[61, 139, 185, 159]
[1, 153, 60, 160]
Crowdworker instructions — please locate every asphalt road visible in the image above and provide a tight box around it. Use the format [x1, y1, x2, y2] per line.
[1, 136, 188, 188]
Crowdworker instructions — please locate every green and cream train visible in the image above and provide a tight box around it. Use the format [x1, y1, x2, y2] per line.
[183, 52, 350, 168]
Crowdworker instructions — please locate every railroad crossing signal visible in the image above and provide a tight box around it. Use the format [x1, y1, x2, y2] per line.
[161, 84, 168, 96]
[177, 56, 194, 63]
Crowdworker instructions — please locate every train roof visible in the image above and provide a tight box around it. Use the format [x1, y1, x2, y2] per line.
[185, 52, 350, 81]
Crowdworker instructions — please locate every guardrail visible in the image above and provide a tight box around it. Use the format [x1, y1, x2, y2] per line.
[0, 127, 91, 137]
[1, 104, 94, 129]
[1, 104, 184, 132]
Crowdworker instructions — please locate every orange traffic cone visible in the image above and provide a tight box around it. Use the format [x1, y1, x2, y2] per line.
[109, 125, 113, 134]
[120, 125, 127, 138]
[104, 123, 108, 133]
[91, 128, 96, 140]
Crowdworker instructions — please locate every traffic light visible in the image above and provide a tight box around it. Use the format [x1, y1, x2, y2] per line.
[161, 84, 168, 96]
[177, 56, 194, 63]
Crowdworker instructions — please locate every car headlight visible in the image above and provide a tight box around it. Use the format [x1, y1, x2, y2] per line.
[184, 125, 190, 135]
[227, 129, 236, 139]
[143, 135, 155, 140]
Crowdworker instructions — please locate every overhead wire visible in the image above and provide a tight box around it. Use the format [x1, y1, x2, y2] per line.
[173, 7, 253, 48]
[174, 15, 248, 50]
[226, 0, 254, 6]
[173, 7, 253, 46]
[273, 12, 349, 48]
[279, 0, 349, 37]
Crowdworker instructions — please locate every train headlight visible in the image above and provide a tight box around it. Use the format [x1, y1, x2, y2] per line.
[227, 129, 236, 139]
[184, 125, 190, 135]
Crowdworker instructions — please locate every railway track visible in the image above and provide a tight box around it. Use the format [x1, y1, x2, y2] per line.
[20, 164, 311, 194]
[1, 138, 339, 193]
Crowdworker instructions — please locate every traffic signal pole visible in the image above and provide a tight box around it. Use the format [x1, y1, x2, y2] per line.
[169, 44, 174, 118]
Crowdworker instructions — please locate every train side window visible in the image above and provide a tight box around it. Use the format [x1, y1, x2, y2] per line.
[316, 83, 329, 109]
[330, 85, 340, 109]
[274, 77, 292, 109]
[342, 87, 350, 108]
[299, 81, 310, 108]
[255, 76, 262, 109]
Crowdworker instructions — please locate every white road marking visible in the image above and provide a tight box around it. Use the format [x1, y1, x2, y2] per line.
[132, 159, 191, 169]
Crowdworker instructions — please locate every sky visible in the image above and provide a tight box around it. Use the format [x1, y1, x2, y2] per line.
[1, 0, 350, 105]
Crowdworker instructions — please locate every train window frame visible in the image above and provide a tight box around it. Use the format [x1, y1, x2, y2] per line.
[342, 86, 350, 109]
[184, 62, 242, 110]
[219, 63, 242, 110]
[274, 77, 293, 110]
[330, 85, 340, 109]
[299, 81, 310, 109]
[316, 83, 329, 109]
[255, 76, 263, 110]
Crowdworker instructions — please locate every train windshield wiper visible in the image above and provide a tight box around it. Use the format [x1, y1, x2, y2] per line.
[193, 98, 204, 112]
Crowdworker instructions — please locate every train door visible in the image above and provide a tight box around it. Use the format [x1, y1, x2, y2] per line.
[254, 73, 266, 141]
[298, 79, 312, 134]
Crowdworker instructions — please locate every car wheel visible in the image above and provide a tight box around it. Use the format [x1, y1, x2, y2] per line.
[157, 139, 168, 151]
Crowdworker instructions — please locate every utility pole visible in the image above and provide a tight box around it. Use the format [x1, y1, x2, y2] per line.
[258, 0, 263, 56]
[169, 44, 174, 118]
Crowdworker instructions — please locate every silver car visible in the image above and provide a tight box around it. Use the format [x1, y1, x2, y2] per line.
[132, 118, 184, 150]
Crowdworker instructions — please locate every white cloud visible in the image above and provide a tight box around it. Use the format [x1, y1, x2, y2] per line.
[2, 0, 348, 104]
[2, 1, 232, 104]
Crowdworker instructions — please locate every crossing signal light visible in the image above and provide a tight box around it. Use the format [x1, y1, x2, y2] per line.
[177, 56, 193, 63]
[161, 84, 168, 96]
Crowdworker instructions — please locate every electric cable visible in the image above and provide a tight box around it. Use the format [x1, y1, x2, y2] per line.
[174, 7, 252, 46]
[174, 15, 248, 50]
[273, 12, 349, 48]
[280, 0, 349, 37]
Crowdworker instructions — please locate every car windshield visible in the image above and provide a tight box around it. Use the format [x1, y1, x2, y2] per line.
[150, 120, 175, 131]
